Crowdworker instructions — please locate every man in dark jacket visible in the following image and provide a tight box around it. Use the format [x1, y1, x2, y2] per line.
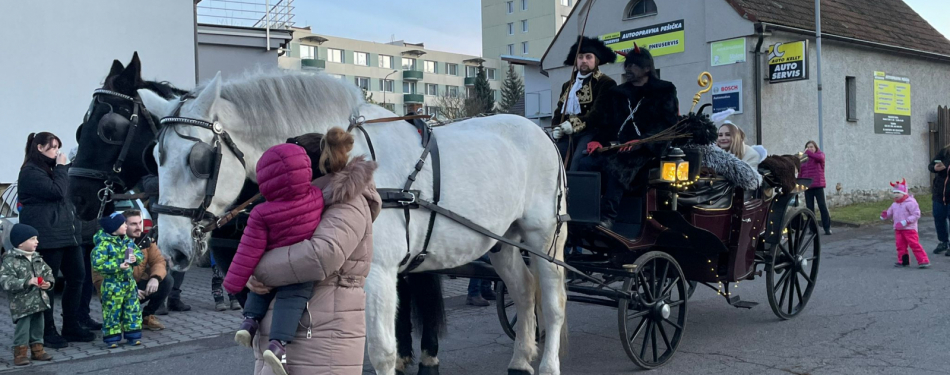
[576, 45, 679, 228]
[552, 36, 617, 170]
[929, 150, 950, 255]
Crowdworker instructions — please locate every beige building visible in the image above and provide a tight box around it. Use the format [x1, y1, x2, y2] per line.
[280, 27, 503, 116]
[482, 0, 577, 66]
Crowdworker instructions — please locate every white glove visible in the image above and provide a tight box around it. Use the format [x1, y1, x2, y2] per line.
[900, 220, 907, 227]
[559, 121, 574, 135]
[552, 127, 563, 140]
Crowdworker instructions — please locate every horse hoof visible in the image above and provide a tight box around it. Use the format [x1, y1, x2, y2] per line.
[508, 370, 532, 375]
[418, 364, 440, 375]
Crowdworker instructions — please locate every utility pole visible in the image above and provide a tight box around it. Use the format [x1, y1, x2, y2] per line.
[383, 70, 397, 109]
[816, 0, 824, 149]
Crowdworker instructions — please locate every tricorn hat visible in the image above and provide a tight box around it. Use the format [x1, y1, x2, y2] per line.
[564, 36, 617, 67]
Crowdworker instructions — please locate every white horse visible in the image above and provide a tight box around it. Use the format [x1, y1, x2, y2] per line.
[151, 70, 568, 375]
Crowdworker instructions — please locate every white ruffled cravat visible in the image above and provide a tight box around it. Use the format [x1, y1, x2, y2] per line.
[564, 71, 591, 115]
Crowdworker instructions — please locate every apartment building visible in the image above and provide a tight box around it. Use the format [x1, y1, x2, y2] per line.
[481, 0, 577, 65]
[280, 27, 503, 116]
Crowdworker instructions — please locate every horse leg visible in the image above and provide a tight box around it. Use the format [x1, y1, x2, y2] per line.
[409, 273, 445, 375]
[395, 276, 414, 375]
[489, 238, 539, 375]
[366, 265, 400, 375]
[525, 225, 568, 375]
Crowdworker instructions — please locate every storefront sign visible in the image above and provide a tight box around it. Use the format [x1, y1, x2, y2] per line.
[599, 20, 685, 61]
[873, 71, 911, 135]
[710, 38, 746, 66]
[711, 79, 742, 114]
[767, 40, 808, 83]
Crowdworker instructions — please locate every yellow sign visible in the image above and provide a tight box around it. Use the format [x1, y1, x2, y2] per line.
[599, 20, 685, 61]
[767, 40, 808, 83]
[874, 71, 911, 135]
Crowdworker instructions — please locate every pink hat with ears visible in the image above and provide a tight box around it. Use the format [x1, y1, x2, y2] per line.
[890, 178, 908, 195]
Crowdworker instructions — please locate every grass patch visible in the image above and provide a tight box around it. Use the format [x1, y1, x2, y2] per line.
[828, 193, 932, 226]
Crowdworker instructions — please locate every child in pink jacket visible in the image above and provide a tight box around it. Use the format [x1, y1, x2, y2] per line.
[225, 143, 325, 375]
[881, 179, 930, 268]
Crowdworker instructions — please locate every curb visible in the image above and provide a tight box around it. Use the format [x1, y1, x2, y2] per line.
[830, 212, 934, 229]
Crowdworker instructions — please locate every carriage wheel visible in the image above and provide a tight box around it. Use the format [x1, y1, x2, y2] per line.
[618, 251, 688, 369]
[766, 207, 821, 320]
[495, 281, 541, 342]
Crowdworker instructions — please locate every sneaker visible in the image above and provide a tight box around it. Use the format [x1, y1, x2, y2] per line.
[124, 331, 142, 346]
[466, 295, 490, 307]
[143, 315, 165, 331]
[230, 297, 242, 311]
[78, 316, 103, 331]
[234, 318, 259, 348]
[919, 262, 931, 268]
[824, 229, 833, 235]
[934, 242, 949, 254]
[43, 331, 68, 349]
[215, 298, 228, 312]
[262, 340, 289, 375]
[168, 298, 192, 312]
[104, 334, 122, 349]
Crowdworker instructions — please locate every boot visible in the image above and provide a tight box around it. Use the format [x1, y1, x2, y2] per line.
[934, 242, 948, 254]
[168, 298, 192, 312]
[229, 295, 242, 310]
[29, 343, 52, 361]
[155, 301, 169, 316]
[234, 318, 260, 348]
[418, 364, 441, 375]
[13, 346, 30, 366]
[61, 321, 96, 342]
[143, 315, 165, 331]
[466, 295, 490, 307]
[481, 285, 496, 301]
[214, 297, 228, 312]
[78, 315, 103, 331]
[262, 340, 289, 375]
[43, 329, 68, 349]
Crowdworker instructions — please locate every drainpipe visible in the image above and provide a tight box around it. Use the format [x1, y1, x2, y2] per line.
[753, 23, 767, 145]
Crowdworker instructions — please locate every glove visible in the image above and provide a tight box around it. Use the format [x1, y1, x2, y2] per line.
[900, 220, 907, 227]
[552, 127, 563, 140]
[586, 141, 603, 154]
[880, 210, 887, 219]
[619, 139, 640, 152]
[559, 121, 574, 135]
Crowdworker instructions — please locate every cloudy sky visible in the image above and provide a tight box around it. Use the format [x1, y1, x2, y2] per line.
[293, 0, 949, 56]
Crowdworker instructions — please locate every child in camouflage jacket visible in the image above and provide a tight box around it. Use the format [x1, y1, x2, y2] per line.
[92, 212, 144, 348]
[0, 224, 54, 365]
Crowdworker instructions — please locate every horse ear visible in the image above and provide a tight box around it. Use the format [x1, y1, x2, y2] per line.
[108, 60, 124, 78]
[192, 72, 223, 119]
[114, 52, 143, 90]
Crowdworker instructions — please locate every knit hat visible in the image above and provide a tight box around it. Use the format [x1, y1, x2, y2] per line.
[9, 224, 38, 249]
[99, 212, 127, 235]
[890, 178, 908, 195]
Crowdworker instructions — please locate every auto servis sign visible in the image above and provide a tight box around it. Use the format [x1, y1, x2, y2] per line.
[767, 40, 808, 83]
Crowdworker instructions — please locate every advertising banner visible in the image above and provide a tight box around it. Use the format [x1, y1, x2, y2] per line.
[599, 20, 685, 62]
[767, 40, 808, 83]
[711, 79, 742, 114]
[873, 71, 911, 135]
[711, 38, 746, 66]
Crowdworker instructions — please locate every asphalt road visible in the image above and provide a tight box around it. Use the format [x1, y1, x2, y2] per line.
[9, 223, 950, 375]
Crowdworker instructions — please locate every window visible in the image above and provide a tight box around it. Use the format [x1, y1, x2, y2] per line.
[492, 89, 499, 101]
[424, 60, 438, 74]
[507, 44, 515, 55]
[402, 81, 417, 94]
[299, 45, 316, 59]
[354, 76, 370, 90]
[466, 66, 478, 78]
[328, 73, 344, 80]
[401, 57, 416, 70]
[561, 15, 568, 26]
[447, 63, 459, 76]
[561, 0, 571, 6]
[379, 79, 394, 92]
[522, 41, 529, 54]
[521, 0, 527, 11]
[354, 52, 369, 66]
[425, 106, 441, 117]
[446, 85, 460, 97]
[506, 1, 513, 13]
[846, 76, 857, 121]
[379, 55, 394, 69]
[624, 0, 657, 19]
[466, 86, 476, 97]
[507, 22, 514, 35]
[521, 20, 528, 33]
[327, 48, 344, 63]
[425, 84, 439, 96]
[488, 68, 496, 80]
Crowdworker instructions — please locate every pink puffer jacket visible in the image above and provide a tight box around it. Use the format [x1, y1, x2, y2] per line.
[223, 144, 324, 294]
[800, 150, 826, 188]
[882, 195, 921, 231]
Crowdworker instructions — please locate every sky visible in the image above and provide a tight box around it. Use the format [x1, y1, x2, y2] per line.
[293, 0, 950, 57]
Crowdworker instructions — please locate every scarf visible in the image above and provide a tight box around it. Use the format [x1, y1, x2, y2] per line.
[12, 248, 35, 260]
[565, 71, 592, 115]
[895, 194, 909, 204]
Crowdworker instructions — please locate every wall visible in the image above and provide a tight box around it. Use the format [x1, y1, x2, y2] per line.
[0, 1, 196, 183]
[483, 0, 576, 73]
[761, 32, 950, 206]
[196, 25, 292, 83]
[522, 64, 553, 126]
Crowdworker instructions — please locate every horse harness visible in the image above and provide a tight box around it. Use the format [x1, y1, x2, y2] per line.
[68, 89, 160, 218]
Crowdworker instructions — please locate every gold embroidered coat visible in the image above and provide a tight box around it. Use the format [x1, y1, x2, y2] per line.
[551, 69, 617, 134]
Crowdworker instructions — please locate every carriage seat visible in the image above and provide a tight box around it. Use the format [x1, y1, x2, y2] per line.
[678, 177, 734, 210]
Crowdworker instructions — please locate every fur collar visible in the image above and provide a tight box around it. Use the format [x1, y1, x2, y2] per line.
[313, 156, 381, 216]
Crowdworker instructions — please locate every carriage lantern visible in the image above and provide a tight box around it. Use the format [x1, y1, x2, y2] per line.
[660, 147, 689, 185]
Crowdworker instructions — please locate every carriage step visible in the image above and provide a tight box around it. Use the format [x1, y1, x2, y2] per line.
[727, 296, 758, 309]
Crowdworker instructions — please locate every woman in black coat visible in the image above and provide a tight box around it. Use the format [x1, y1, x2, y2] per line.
[17, 132, 95, 347]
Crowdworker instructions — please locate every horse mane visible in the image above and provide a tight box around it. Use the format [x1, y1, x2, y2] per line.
[142, 80, 189, 99]
[211, 70, 365, 150]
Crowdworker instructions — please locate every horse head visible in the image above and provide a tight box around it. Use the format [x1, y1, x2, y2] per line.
[70, 52, 185, 220]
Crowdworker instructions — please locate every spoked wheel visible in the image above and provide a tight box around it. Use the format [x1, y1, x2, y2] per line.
[495, 281, 541, 341]
[766, 207, 821, 320]
[618, 251, 688, 369]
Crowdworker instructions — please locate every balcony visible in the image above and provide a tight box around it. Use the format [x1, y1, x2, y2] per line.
[464, 77, 476, 86]
[403, 70, 424, 81]
[404, 94, 424, 103]
[301, 58, 326, 69]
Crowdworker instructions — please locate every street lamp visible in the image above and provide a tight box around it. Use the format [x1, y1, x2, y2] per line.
[383, 69, 397, 111]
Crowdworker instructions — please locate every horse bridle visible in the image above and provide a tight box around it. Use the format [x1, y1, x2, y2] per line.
[150, 96, 248, 242]
[68, 89, 160, 218]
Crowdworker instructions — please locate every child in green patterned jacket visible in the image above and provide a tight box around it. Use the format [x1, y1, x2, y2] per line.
[92, 212, 144, 348]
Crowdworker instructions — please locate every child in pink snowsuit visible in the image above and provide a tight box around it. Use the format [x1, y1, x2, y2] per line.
[881, 179, 930, 268]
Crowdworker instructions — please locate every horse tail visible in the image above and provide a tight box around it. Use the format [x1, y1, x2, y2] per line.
[408, 273, 447, 338]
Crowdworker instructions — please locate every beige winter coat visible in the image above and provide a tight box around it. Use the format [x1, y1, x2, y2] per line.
[252, 157, 380, 375]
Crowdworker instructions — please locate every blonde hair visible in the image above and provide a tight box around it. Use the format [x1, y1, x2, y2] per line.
[719, 122, 746, 159]
[319, 127, 354, 174]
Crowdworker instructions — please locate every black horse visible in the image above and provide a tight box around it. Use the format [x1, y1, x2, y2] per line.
[69, 52, 187, 220]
